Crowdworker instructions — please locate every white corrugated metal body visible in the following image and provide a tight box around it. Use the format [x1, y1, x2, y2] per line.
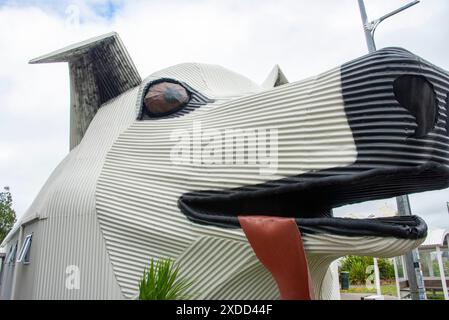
[1, 87, 138, 299]
[96, 62, 360, 299]
[0, 233, 19, 299]
[1, 59, 356, 300]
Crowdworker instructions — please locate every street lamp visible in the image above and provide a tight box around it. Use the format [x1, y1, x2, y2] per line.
[358, 0, 420, 53]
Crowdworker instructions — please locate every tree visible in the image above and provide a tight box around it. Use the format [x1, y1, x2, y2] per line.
[0, 186, 16, 243]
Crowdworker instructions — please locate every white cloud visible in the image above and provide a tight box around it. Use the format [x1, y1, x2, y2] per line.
[0, 0, 448, 230]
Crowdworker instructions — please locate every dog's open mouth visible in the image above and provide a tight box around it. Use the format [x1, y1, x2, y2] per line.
[175, 163, 448, 240]
[179, 199, 427, 240]
[179, 171, 429, 300]
[176, 163, 449, 300]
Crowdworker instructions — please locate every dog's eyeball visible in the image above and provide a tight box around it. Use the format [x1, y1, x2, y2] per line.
[144, 82, 189, 115]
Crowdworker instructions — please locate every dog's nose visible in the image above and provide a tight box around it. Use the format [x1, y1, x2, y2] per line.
[393, 75, 438, 138]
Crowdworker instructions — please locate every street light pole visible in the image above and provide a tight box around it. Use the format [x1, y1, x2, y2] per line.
[396, 196, 427, 300]
[357, 0, 426, 300]
[358, 0, 420, 53]
[357, 0, 376, 52]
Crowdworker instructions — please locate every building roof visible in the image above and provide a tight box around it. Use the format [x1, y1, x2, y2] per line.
[420, 228, 449, 248]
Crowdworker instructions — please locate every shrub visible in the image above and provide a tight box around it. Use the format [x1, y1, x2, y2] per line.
[139, 258, 194, 300]
[377, 257, 395, 280]
[349, 259, 368, 284]
[340, 256, 395, 285]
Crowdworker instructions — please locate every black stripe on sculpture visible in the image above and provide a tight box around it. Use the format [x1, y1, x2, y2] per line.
[446, 92, 449, 134]
[178, 48, 449, 236]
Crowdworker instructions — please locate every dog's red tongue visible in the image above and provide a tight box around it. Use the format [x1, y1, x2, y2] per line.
[238, 216, 314, 300]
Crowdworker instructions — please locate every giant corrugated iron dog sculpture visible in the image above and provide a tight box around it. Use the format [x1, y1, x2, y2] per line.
[1, 32, 449, 299]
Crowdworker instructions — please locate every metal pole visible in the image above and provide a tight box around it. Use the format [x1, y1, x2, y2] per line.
[397, 196, 427, 300]
[357, 0, 376, 53]
[357, 0, 425, 300]
[376, 0, 420, 26]
[428, 252, 434, 277]
[358, 0, 420, 53]
[393, 257, 402, 299]
[373, 258, 382, 295]
[401, 255, 408, 280]
[435, 246, 449, 300]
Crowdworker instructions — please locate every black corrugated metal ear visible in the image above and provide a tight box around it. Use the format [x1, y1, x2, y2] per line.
[261, 65, 289, 89]
[30, 32, 141, 150]
[393, 75, 438, 138]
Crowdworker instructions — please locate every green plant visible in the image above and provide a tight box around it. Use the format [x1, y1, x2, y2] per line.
[349, 260, 368, 285]
[431, 260, 449, 277]
[340, 256, 395, 285]
[342, 284, 398, 296]
[377, 258, 395, 279]
[138, 258, 194, 300]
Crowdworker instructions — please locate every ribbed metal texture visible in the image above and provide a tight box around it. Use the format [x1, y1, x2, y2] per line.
[176, 236, 279, 300]
[180, 48, 449, 229]
[96, 50, 447, 299]
[147, 63, 262, 99]
[96, 62, 358, 298]
[0, 234, 18, 299]
[30, 32, 141, 150]
[1, 87, 139, 299]
[3, 45, 447, 300]
[304, 233, 425, 300]
[32, 215, 122, 299]
[340, 47, 449, 169]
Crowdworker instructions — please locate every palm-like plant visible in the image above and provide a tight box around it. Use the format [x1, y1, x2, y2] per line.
[138, 258, 194, 300]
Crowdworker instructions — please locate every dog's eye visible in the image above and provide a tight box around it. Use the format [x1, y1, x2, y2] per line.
[144, 82, 190, 116]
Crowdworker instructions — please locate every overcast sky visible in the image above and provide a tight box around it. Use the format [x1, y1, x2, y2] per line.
[0, 0, 448, 230]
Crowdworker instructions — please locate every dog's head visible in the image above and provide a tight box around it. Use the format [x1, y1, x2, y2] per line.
[28, 33, 449, 298]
